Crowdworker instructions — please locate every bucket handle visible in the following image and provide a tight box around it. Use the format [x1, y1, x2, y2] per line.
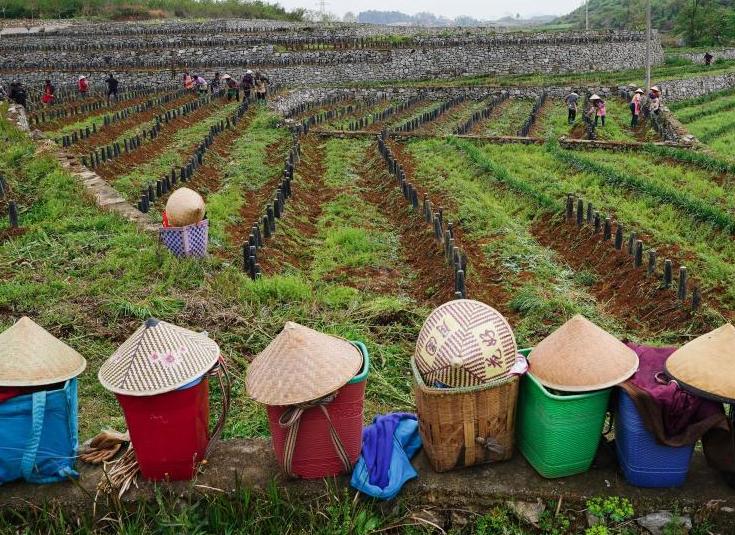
[278, 394, 352, 479]
[20, 390, 47, 482]
[204, 355, 232, 458]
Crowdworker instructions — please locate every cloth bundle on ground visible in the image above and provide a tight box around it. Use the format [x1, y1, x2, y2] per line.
[0, 317, 87, 484]
[620, 343, 727, 447]
[350, 413, 421, 500]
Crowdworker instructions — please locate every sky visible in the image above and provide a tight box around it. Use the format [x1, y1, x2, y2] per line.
[275, 0, 585, 20]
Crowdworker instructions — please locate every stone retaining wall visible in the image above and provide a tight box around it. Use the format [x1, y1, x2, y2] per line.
[0, 28, 663, 87]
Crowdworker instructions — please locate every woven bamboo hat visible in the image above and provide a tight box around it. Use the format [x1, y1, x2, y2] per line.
[529, 315, 638, 392]
[246, 322, 363, 406]
[166, 187, 205, 227]
[589, 94, 602, 101]
[665, 324, 735, 403]
[98, 318, 220, 396]
[635, 88, 645, 94]
[0, 317, 86, 387]
[414, 300, 517, 388]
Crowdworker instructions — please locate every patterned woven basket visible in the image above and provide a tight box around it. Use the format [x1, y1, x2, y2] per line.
[159, 219, 208, 258]
[411, 356, 519, 473]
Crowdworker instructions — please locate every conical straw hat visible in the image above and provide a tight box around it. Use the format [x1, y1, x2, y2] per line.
[414, 299, 517, 388]
[98, 318, 220, 396]
[529, 315, 638, 392]
[0, 317, 86, 386]
[665, 324, 735, 403]
[166, 187, 205, 227]
[246, 322, 363, 406]
[589, 94, 602, 101]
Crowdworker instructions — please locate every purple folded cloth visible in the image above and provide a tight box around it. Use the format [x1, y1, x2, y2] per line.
[626, 343, 723, 438]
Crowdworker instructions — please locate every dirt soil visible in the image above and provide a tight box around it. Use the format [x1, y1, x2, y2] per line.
[358, 145, 456, 306]
[531, 214, 718, 338]
[92, 99, 224, 185]
[69, 93, 198, 153]
[255, 137, 337, 274]
[365, 100, 428, 133]
[386, 139, 520, 324]
[39, 90, 170, 131]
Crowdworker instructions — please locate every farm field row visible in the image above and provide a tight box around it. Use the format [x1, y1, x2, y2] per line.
[310, 96, 658, 142]
[2, 85, 733, 440]
[674, 92, 735, 160]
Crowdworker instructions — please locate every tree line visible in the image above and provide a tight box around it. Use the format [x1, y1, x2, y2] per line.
[0, 0, 305, 21]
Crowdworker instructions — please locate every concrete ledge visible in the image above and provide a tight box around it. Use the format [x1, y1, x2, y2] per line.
[1, 438, 733, 527]
[53, 149, 158, 234]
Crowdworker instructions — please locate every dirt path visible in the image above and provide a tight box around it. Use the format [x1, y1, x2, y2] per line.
[257, 137, 338, 274]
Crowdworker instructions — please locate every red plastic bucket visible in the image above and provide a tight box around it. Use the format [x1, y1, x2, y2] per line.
[266, 342, 369, 479]
[116, 378, 209, 481]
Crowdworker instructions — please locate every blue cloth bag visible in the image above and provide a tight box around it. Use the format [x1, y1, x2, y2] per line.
[351, 413, 422, 500]
[0, 379, 80, 484]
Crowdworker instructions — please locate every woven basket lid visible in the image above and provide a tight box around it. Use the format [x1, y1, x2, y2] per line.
[98, 318, 219, 396]
[414, 299, 517, 388]
[529, 315, 638, 392]
[0, 317, 87, 387]
[665, 323, 735, 403]
[166, 187, 205, 227]
[246, 322, 363, 406]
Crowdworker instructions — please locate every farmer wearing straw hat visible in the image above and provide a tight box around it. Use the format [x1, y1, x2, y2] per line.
[77, 75, 89, 97]
[223, 74, 239, 102]
[630, 88, 644, 127]
[590, 94, 606, 128]
[241, 70, 254, 101]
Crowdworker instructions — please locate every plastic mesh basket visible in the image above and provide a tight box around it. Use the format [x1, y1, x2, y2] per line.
[517, 349, 610, 478]
[615, 389, 694, 488]
[159, 219, 208, 258]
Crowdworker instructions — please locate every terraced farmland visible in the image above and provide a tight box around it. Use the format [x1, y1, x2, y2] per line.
[3, 79, 734, 443]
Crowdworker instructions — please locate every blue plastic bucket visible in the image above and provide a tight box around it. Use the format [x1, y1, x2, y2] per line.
[0, 379, 79, 484]
[615, 389, 694, 488]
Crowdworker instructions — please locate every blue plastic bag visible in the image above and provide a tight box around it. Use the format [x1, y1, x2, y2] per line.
[0, 379, 79, 484]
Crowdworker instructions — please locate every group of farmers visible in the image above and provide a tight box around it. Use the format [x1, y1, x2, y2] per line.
[181, 70, 269, 102]
[564, 85, 663, 129]
[2, 68, 270, 110]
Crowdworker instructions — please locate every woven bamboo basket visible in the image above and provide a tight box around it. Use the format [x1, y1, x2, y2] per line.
[411, 356, 519, 473]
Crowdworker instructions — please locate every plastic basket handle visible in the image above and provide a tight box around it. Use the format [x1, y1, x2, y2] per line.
[181, 227, 192, 255]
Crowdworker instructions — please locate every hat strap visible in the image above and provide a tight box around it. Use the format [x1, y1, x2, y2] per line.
[278, 393, 352, 478]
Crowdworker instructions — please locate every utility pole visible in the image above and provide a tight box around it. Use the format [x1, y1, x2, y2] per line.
[645, 0, 652, 90]
[585, 0, 589, 30]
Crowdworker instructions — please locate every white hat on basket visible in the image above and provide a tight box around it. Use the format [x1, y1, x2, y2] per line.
[98, 318, 220, 396]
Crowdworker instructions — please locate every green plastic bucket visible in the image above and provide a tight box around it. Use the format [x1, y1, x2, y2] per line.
[516, 348, 611, 478]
